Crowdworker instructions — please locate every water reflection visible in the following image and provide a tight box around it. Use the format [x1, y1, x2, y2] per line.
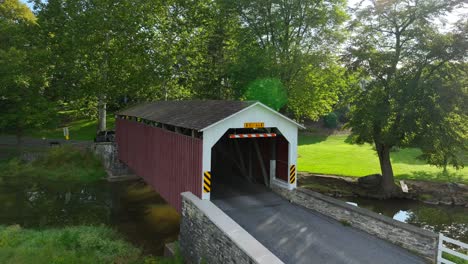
[344, 197, 468, 243]
[392, 210, 410, 222]
[0, 177, 180, 256]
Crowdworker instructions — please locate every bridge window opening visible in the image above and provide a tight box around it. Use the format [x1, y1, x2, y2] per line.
[210, 128, 289, 198]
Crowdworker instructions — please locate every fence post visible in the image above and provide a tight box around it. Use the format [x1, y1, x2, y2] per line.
[437, 233, 443, 264]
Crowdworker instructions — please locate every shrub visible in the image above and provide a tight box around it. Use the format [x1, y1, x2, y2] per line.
[324, 112, 338, 128]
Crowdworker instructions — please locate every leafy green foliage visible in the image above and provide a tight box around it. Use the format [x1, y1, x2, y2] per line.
[324, 112, 339, 128]
[345, 0, 468, 194]
[288, 63, 356, 121]
[0, 0, 57, 142]
[234, 1, 349, 120]
[244, 78, 287, 110]
[415, 63, 468, 173]
[0, 146, 106, 183]
[33, 0, 349, 123]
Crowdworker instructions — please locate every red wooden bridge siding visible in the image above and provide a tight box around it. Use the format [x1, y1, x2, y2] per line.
[116, 118, 202, 213]
[276, 135, 289, 182]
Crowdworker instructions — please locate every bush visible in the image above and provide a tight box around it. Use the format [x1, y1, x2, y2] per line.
[324, 112, 338, 128]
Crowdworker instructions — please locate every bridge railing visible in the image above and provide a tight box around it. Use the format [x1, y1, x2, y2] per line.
[437, 233, 468, 264]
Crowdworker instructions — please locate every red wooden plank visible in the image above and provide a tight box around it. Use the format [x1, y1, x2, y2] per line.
[276, 135, 289, 182]
[115, 118, 203, 212]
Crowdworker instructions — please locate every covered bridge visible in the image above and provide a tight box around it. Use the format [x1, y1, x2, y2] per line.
[115, 100, 304, 212]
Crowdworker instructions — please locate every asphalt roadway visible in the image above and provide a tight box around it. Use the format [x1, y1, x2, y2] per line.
[211, 183, 426, 264]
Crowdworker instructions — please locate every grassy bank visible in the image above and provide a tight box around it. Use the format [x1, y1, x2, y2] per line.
[0, 225, 183, 264]
[298, 134, 467, 183]
[0, 225, 140, 263]
[0, 146, 106, 183]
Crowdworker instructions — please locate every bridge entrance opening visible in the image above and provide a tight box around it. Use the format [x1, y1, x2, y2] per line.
[210, 128, 289, 199]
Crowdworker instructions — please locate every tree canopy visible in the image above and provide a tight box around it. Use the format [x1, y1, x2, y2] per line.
[0, 0, 55, 143]
[345, 0, 468, 195]
[0, 0, 466, 187]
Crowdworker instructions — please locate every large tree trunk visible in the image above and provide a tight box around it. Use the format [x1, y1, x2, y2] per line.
[98, 95, 107, 132]
[375, 142, 398, 197]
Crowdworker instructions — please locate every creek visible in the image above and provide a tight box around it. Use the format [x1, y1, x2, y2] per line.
[343, 196, 468, 243]
[0, 177, 179, 256]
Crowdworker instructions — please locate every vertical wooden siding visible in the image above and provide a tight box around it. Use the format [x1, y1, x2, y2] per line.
[116, 118, 202, 213]
[276, 135, 289, 182]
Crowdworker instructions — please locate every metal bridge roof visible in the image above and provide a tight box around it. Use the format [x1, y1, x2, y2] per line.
[118, 100, 304, 131]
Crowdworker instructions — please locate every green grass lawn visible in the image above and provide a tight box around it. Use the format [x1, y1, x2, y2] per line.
[27, 116, 115, 141]
[298, 134, 468, 183]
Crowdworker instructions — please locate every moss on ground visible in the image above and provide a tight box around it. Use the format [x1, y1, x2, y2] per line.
[418, 194, 433, 201]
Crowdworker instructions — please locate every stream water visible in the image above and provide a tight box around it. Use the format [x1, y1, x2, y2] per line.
[0, 177, 180, 256]
[343, 197, 468, 243]
[1, 174, 467, 256]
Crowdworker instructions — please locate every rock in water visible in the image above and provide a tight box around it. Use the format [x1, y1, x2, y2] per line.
[358, 174, 383, 189]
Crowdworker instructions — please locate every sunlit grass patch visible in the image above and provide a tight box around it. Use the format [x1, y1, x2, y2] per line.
[298, 134, 467, 183]
[27, 116, 115, 141]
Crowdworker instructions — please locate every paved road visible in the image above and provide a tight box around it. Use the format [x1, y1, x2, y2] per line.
[212, 183, 426, 264]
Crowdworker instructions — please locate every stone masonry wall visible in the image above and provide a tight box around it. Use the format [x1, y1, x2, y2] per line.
[272, 186, 438, 263]
[93, 142, 132, 178]
[179, 192, 283, 264]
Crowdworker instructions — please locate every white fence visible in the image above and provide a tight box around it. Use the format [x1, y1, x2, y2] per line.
[437, 233, 468, 264]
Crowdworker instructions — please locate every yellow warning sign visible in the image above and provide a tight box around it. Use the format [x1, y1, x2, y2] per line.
[244, 122, 264, 128]
[203, 171, 211, 193]
[289, 165, 296, 184]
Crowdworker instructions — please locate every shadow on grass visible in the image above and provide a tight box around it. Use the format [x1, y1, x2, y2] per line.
[344, 134, 358, 144]
[389, 148, 428, 165]
[298, 133, 329, 146]
[396, 171, 466, 183]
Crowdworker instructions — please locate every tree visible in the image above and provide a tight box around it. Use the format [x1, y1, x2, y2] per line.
[417, 63, 468, 174]
[234, 0, 348, 119]
[345, 0, 468, 196]
[35, 0, 160, 131]
[288, 62, 354, 121]
[244, 78, 288, 110]
[0, 0, 55, 145]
